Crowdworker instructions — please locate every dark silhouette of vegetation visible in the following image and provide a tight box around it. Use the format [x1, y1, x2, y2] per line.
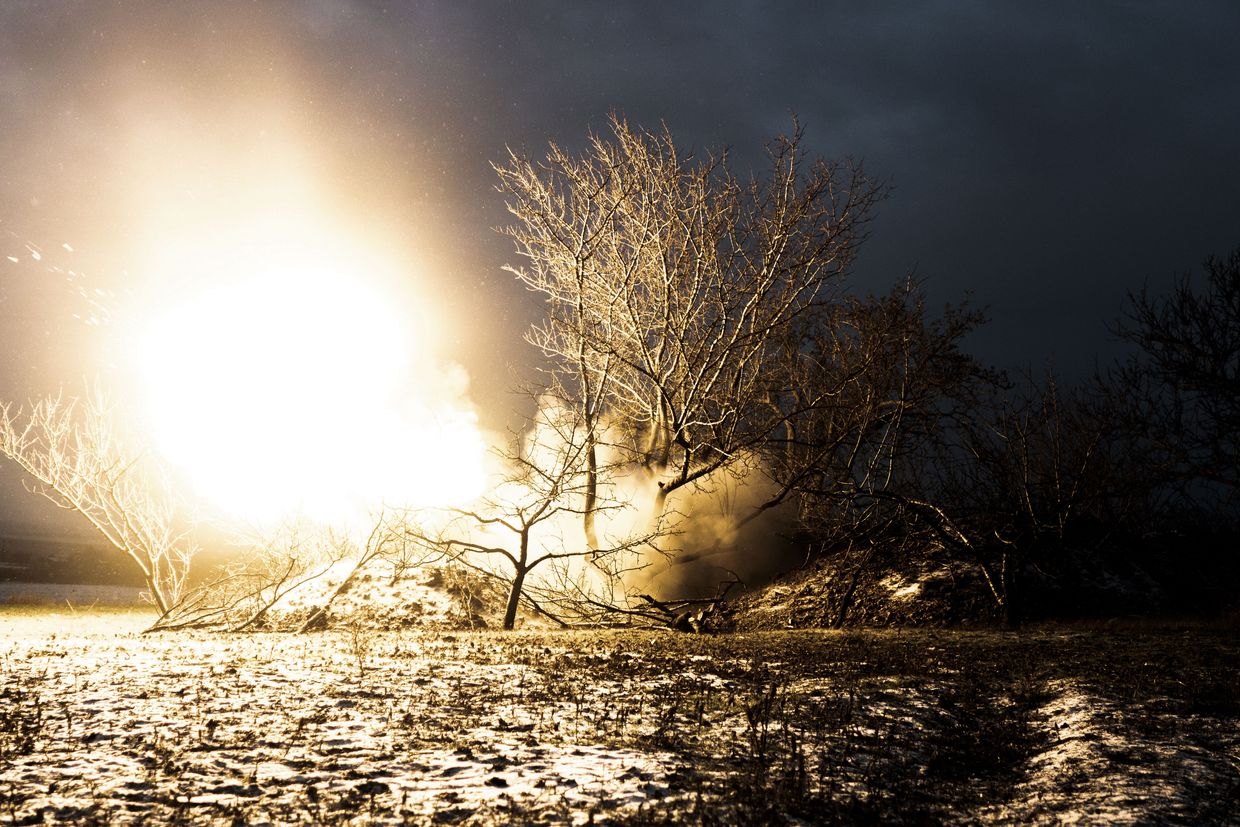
[495, 115, 1240, 626]
[7, 117, 1237, 632]
[1117, 246, 1240, 496]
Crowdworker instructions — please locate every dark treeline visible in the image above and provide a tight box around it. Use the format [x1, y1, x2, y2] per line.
[777, 248, 1240, 625]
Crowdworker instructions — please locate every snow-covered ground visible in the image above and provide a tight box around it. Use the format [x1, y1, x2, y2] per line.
[1, 615, 1236, 824]
[982, 679, 1240, 825]
[0, 615, 703, 824]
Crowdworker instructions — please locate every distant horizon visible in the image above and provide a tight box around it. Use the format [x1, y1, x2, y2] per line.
[0, 516, 104, 542]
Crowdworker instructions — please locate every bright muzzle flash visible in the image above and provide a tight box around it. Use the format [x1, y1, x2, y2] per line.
[132, 211, 487, 526]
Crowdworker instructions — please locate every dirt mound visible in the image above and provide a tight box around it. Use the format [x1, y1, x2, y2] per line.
[243, 560, 525, 632]
[728, 552, 1001, 630]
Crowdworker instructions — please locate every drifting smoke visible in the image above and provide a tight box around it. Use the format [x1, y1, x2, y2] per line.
[465, 397, 805, 606]
[638, 466, 804, 600]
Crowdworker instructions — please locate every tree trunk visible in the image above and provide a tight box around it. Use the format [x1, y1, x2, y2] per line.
[141, 555, 168, 614]
[145, 571, 170, 615]
[976, 552, 1019, 627]
[1000, 549, 1020, 628]
[652, 484, 670, 527]
[583, 430, 599, 550]
[504, 530, 532, 631]
[503, 567, 527, 631]
[576, 270, 600, 553]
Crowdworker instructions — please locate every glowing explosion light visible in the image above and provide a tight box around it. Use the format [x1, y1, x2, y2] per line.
[131, 208, 488, 526]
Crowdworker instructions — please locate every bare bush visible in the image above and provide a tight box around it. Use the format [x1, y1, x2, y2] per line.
[148, 522, 345, 632]
[765, 281, 988, 537]
[893, 371, 1159, 623]
[1116, 245, 1240, 496]
[0, 384, 196, 616]
[155, 514, 447, 633]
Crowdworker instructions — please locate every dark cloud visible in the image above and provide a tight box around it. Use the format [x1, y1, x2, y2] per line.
[283, 0, 1240, 372]
[2, 1, 1239, 522]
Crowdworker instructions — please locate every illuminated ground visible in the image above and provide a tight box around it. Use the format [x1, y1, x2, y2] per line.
[1, 611, 1237, 825]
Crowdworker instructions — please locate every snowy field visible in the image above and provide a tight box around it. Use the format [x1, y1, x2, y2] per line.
[1, 612, 1237, 824]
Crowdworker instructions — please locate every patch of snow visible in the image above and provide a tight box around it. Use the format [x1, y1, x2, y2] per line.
[986, 679, 1236, 825]
[880, 574, 922, 600]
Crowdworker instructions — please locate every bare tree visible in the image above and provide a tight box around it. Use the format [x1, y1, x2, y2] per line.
[745, 283, 997, 619]
[495, 114, 883, 532]
[405, 396, 659, 630]
[1117, 246, 1240, 494]
[0, 385, 196, 616]
[762, 281, 988, 533]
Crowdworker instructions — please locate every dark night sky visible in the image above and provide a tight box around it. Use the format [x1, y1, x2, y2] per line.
[2, 1, 1239, 525]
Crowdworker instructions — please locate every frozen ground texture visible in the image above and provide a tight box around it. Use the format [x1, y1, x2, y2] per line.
[1, 612, 1237, 825]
